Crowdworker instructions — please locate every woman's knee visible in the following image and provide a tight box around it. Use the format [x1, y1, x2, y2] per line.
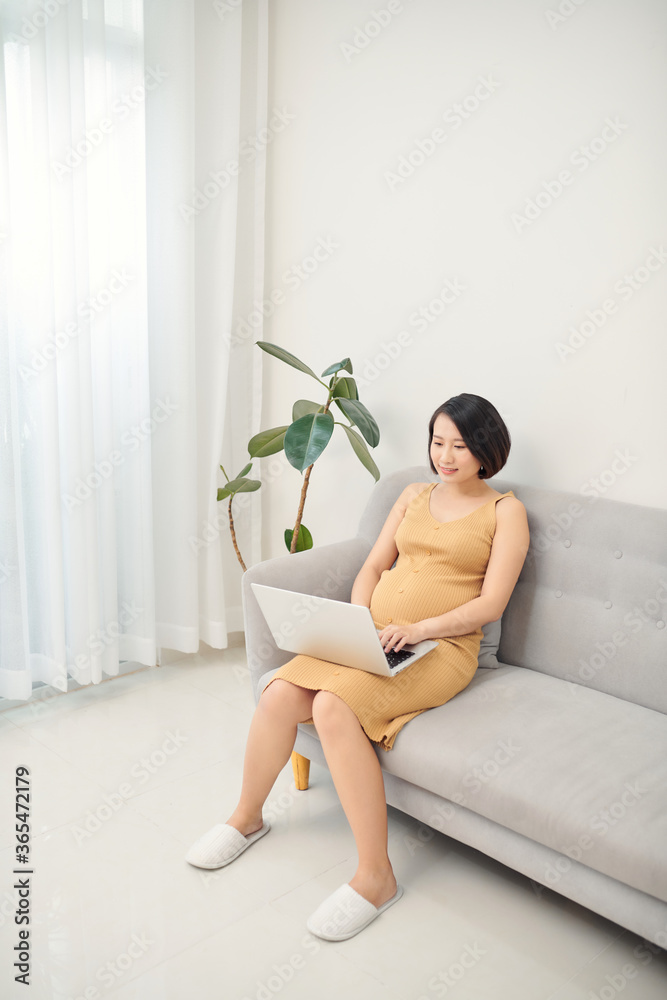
[259, 679, 314, 720]
[311, 690, 358, 737]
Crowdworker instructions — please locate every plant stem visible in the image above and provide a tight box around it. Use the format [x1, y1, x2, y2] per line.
[290, 463, 313, 553]
[289, 399, 331, 554]
[228, 496, 247, 571]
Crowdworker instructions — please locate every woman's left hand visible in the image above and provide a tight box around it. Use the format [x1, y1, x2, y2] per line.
[378, 621, 426, 652]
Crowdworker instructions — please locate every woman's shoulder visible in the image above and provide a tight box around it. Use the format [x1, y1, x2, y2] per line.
[390, 481, 433, 517]
[493, 491, 527, 522]
[397, 481, 433, 505]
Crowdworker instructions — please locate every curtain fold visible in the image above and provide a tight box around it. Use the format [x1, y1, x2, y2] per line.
[0, 0, 266, 700]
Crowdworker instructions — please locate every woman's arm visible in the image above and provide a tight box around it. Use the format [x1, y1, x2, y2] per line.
[380, 496, 530, 650]
[350, 483, 430, 607]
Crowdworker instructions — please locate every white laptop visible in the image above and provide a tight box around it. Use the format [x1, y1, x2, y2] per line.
[250, 583, 438, 677]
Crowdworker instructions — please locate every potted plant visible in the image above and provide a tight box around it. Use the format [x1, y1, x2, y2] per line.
[219, 342, 380, 569]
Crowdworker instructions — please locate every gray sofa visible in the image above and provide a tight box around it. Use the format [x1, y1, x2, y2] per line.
[241, 466, 667, 948]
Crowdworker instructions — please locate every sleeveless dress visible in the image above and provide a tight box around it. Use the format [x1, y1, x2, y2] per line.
[265, 483, 515, 751]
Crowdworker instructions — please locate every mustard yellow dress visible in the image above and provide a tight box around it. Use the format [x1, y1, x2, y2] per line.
[266, 483, 515, 750]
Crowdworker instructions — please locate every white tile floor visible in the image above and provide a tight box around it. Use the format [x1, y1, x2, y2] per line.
[1, 642, 666, 1000]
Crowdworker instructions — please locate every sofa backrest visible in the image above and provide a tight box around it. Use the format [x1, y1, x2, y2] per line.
[356, 466, 667, 715]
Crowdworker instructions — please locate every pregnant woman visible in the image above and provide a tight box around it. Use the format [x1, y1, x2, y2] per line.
[186, 393, 530, 941]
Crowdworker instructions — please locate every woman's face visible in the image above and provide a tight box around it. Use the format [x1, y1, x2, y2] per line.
[430, 413, 481, 485]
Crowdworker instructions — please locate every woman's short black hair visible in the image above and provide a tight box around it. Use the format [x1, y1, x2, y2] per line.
[428, 393, 511, 479]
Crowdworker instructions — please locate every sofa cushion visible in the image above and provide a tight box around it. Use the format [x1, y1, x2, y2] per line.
[380, 665, 667, 903]
[492, 482, 667, 715]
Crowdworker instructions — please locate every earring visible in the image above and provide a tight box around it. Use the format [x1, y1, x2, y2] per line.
[479, 465, 485, 475]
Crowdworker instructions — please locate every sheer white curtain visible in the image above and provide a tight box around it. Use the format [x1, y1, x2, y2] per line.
[0, 0, 266, 700]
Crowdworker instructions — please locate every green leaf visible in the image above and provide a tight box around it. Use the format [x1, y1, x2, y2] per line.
[334, 397, 380, 447]
[331, 376, 358, 400]
[340, 424, 381, 481]
[292, 399, 322, 421]
[256, 342, 321, 381]
[284, 412, 335, 472]
[236, 462, 253, 479]
[225, 477, 261, 494]
[321, 357, 353, 377]
[248, 425, 288, 458]
[217, 487, 231, 501]
[284, 524, 313, 552]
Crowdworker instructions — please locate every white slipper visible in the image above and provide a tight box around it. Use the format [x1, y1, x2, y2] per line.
[306, 883, 404, 941]
[185, 822, 271, 869]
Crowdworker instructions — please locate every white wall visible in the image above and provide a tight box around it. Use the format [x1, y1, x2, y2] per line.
[255, 0, 667, 559]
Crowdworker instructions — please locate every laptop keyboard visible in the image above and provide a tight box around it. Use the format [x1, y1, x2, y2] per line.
[385, 648, 415, 670]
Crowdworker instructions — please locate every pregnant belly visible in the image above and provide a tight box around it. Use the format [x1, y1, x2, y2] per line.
[369, 567, 457, 626]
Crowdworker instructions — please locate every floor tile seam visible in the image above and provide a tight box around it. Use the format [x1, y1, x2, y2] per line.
[172, 675, 256, 708]
[326, 947, 409, 998]
[13, 695, 246, 762]
[9, 751, 239, 844]
[255, 897, 414, 989]
[0, 666, 169, 722]
[2, 724, 115, 781]
[0, 712, 26, 731]
[100, 898, 314, 997]
[5, 677, 188, 734]
[99, 928, 236, 999]
[1, 792, 169, 849]
[3, 724, 223, 801]
[263, 853, 360, 907]
[541, 926, 631, 999]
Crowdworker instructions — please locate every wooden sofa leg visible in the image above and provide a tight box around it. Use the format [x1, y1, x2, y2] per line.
[291, 751, 311, 790]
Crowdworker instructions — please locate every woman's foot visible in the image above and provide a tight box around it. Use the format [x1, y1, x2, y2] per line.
[349, 866, 398, 908]
[225, 809, 265, 839]
[185, 819, 270, 869]
[307, 880, 404, 941]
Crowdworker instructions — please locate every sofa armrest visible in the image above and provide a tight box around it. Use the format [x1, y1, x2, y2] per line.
[241, 536, 372, 701]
